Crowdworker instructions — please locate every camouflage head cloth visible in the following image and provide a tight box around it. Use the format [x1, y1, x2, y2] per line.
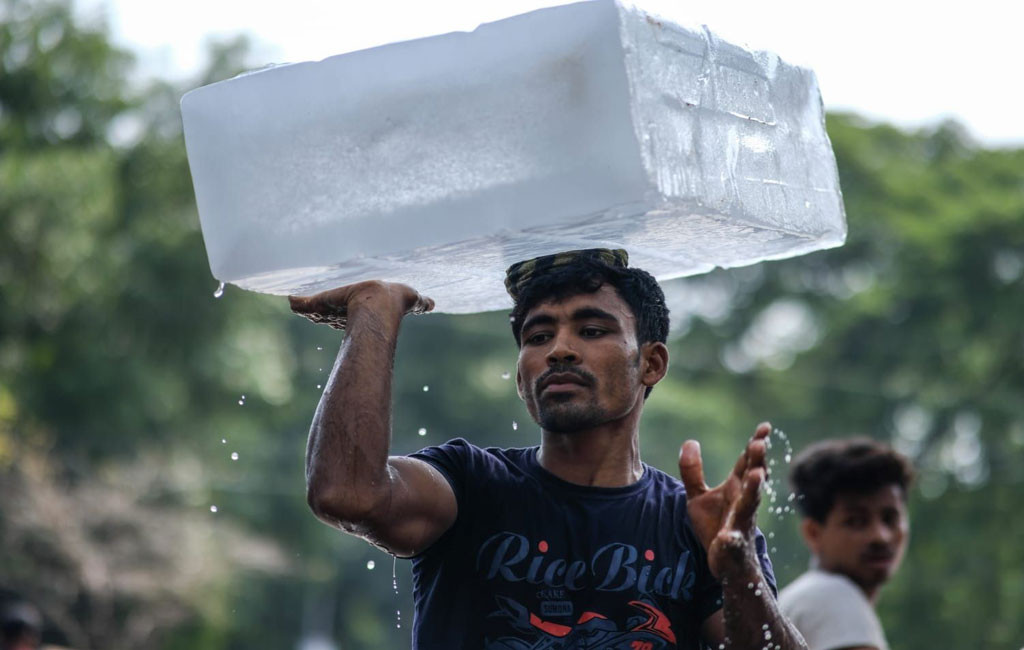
[504, 248, 629, 301]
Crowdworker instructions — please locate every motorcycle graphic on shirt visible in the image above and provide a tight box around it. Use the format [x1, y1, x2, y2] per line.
[484, 595, 677, 650]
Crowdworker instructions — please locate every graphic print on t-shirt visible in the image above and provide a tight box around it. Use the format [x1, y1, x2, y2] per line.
[478, 531, 699, 649]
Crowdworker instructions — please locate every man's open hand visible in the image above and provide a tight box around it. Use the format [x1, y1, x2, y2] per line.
[679, 422, 770, 580]
[288, 280, 434, 330]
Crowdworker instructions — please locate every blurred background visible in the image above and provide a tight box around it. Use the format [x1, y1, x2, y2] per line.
[1, 0, 1022, 648]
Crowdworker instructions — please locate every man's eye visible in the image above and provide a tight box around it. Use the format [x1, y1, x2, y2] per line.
[581, 327, 605, 337]
[525, 333, 551, 345]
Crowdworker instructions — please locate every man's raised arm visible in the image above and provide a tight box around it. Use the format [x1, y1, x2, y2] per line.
[289, 280, 457, 557]
[680, 423, 809, 650]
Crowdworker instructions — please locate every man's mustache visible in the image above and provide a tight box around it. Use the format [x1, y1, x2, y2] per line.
[534, 365, 597, 393]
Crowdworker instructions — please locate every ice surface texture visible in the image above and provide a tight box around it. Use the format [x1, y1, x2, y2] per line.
[181, 0, 845, 314]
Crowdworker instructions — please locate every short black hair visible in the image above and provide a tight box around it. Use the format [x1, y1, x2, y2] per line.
[789, 437, 915, 523]
[508, 256, 669, 398]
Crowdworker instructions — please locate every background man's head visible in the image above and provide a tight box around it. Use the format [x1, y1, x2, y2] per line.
[0, 600, 42, 650]
[505, 249, 669, 432]
[789, 437, 915, 599]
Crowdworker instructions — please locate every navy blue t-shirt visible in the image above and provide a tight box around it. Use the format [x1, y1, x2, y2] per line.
[409, 439, 776, 650]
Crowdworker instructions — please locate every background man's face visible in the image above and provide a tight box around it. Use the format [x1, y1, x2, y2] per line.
[515, 285, 644, 433]
[805, 485, 909, 597]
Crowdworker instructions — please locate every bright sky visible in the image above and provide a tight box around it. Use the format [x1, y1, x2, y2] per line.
[79, 0, 1022, 147]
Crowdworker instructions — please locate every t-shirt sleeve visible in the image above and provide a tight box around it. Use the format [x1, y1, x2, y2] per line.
[409, 437, 478, 515]
[779, 573, 887, 650]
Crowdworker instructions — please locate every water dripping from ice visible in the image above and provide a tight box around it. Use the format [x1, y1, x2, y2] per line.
[213, 281, 225, 298]
[393, 556, 402, 629]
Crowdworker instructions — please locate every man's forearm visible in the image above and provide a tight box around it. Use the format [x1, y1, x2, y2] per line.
[722, 558, 807, 650]
[305, 296, 404, 527]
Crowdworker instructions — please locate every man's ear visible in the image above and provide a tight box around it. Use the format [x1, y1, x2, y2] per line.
[641, 341, 669, 389]
[800, 518, 822, 555]
[515, 367, 526, 402]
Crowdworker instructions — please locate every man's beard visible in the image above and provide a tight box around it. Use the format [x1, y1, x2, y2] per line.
[536, 394, 611, 433]
[530, 363, 619, 433]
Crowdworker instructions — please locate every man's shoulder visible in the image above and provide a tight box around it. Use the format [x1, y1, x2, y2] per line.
[780, 569, 864, 604]
[410, 438, 536, 476]
[779, 570, 887, 650]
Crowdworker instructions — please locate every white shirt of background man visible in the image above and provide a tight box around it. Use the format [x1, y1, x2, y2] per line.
[779, 569, 889, 650]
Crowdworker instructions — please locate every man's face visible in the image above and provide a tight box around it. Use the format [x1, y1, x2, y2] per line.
[803, 485, 909, 597]
[515, 285, 660, 433]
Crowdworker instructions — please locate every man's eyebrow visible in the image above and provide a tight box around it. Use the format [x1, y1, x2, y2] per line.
[521, 313, 556, 333]
[571, 307, 619, 323]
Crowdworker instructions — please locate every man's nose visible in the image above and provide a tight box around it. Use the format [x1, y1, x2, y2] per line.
[869, 518, 895, 545]
[546, 331, 579, 365]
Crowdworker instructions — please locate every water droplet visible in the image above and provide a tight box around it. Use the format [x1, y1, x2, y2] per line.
[366, 560, 375, 570]
[221, 438, 226, 444]
[754, 589, 762, 596]
[318, 368, 323, 372]
[316, 384, 322, 390]
[213, 281, 225, 298]
[238, 394, 246, 406]
[768, 531, 775, 539]
[316, 346, 323, 351]
[209, 505, 218, 513]
[785, 453, 792, 463]
[422, 385, 429, 392]
[762, 624, 769, 630]
[747, 582, 754, 589]
[765, 630, 772, 640]
[418, 427, 427, 436]
[771, 547, 777, 553]
[231, 452, 239, 461]
[512, 421, 518, 431]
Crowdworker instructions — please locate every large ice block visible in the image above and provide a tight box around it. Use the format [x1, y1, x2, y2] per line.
[181, 0, 845, 313]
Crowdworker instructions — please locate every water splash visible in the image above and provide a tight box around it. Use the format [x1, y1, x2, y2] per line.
[230, 452, 239, 461]
[213, 281, 225, 298]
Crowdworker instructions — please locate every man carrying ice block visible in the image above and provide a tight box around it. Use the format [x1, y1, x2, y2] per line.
[291, 248, 808, 650]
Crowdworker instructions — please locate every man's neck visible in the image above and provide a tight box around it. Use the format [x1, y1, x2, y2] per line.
[537, 410, 644, 488]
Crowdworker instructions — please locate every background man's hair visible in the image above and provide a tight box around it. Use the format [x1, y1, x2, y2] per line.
[508, 255, 669, 398]
[789, 437, 915, 523]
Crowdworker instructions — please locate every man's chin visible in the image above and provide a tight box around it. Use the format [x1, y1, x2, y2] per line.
[538, 404, 605, 434]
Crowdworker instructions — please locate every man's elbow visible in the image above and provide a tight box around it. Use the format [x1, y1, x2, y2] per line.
[306, 483, 388, 529]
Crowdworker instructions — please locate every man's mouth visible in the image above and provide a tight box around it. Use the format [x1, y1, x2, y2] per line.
[861, 551, 896, 568]
[538, 372, 590, 395]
